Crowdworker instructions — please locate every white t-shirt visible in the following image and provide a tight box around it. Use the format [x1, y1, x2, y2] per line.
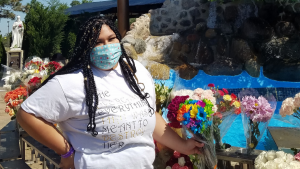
[21, 60, 157, 169]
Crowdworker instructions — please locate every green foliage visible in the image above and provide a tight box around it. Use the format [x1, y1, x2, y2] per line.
[23, 0, 68, 59]
[70, 0, 92, 7]
[1, 32, 12, 48]
[155, 82, 172, 115]
[0, 35, 7, 65]
[0, 0, 30, 19]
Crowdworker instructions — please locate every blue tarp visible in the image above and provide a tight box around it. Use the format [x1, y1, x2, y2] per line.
[65, 0, 165, 15]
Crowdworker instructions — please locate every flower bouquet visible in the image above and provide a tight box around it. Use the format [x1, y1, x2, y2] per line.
[155, 82, 172, 115]
[208, 84, 241, 151]
[238, 89, 276, 154]
[24, 56, 44, 71]
[255, 150, 300, 169]
[4, 86, 28, 119]
[167, 89, 217, 169]
[165, 151, 194, 169]
[277, 93, 300, 127]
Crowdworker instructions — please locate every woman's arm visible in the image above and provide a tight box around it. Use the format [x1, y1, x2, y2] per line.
[153, 112, 204, 155]
[17, 108, 70, 155]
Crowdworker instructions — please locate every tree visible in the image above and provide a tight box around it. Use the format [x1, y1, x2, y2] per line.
[70, 0, 92, 7]
[22, 0, 68, 59]
[0, 34, 7, 65]
[0, 0, 30, 19]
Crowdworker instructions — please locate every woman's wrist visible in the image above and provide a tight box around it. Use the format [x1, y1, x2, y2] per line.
[61, 146, 74, 158]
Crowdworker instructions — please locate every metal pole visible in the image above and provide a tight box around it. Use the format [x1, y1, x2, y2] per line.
[7, 21, 10, 46]
[117, 0, 129, 38]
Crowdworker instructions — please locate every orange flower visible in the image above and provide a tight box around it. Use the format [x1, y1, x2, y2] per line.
[177, 105, 188, 114]
[176, 113, 185, 122]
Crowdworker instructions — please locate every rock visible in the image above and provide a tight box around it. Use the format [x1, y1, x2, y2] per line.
[259, 37, 289, 63]
[146, 62, 171, 80]
[194, 40, 214, 64]
[245, 59, 260, 77]
[216, 36, 226, 56]
[175, 63, 199, 80]
[161, 23, 168, 29]
[295, 14, 300, 30]
[156, 16, 162, 22]
[164, 18, 171, 23]
[186, 34, 200, 42]
[182, 0, 196, 10]
[216, 6, 223, 15]
[264, 58, 300, 82]
[161, 9, 168, 15]
[205, 29, 217, 38]
[173, 41, 182, 51]
[240, 17, 274, 42]
[199, 0, 208, 3]
[165, 29, 176, 35]
[172, 20, 177, 26]
[134, 38, 147, 54]
[221, 23, 233, 35]
[121, 36, 136, 45]
[189, 8, 201, 19]
[203, 58, 243, 76]
[230, 38, 254, 62]
[178, 11, 187, 19]
[182, 44, 191, 53]
[129, 14, 151, 40]
[295, 3, 300, 13]
[224, 5, 238, 22]
[123, 43, 138, 60]
[275, 21, 296, 38]
[195, 22, 207, 32]
[180, 20, 191, 27]
[258, 3, 281, 26]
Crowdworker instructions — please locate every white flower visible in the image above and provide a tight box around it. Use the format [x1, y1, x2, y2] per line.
[159, 95, 166, 103]
[3, 85, 11, 91]
[274, 158, 284, 164]
[275, 151, 286, 160]
[277, 162, 289, 169]
[31, 57, 43, 62]
[265, 150, 276, 161]
[262, 161, 278, 169]
[286, 153, 295, 163]
[178, 157, 185, 167]
[255, 153, 267, 164]
[294, 93, 300, 108]
[212, 105, 218, 112]
[165, 166, 171, 169]
[279, 98, 295, 117]
[169, 89, 193, 100]
[9, 75, 16, 83]
[289, 161, 300, 168]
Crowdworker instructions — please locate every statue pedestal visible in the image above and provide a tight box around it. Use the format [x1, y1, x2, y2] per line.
[6, 50, 23, 71]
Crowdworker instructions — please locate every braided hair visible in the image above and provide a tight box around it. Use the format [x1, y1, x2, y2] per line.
[39, 16, 154, 137]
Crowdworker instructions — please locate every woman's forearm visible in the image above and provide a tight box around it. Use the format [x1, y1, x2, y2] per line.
[16, 108, 70, 155]
[153, 112, 186, 153]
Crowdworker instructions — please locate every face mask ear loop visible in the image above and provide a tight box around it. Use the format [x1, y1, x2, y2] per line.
[123, 61, 145, 92]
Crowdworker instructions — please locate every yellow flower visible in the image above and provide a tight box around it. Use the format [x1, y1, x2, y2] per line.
[190, 105, 198, 118]
[232, 101, 240, 108]
[249, 143, 254, 148]
[41, 75, 49, 83]
[223, 95, 232, 101]
[34, 69, 40, 73]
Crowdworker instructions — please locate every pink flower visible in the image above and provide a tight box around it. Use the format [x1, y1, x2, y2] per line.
[218, 90, 224, 96]
[295, 152, 300, 161]
[280, 98, 295, 117]
[294, 93, 300, 108]
[222, 88, 229, 94]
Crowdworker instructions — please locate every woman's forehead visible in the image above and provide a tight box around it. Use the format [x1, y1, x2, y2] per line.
[99, 25, 115, 38]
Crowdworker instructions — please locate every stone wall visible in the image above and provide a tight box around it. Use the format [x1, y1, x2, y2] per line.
[123, 0, 300, 81]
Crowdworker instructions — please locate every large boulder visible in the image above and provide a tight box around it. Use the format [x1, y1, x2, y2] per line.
[240, 17, 274, 42]
[203, 58, 243, 76]
[230, 38, 254, 62]
[175, 63, 199, 80]
[245, 59, 260, 77]
[146, 62, 171, 80]
[264, 58, 300, 82]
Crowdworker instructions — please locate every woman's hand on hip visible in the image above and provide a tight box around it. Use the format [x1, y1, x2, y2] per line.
[59, 153, 75, 169]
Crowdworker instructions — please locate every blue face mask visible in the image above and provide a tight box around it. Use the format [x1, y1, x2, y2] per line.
[90, 43, 122, 70]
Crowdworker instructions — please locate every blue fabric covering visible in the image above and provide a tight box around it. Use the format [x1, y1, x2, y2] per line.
[65, 0, 165, 15]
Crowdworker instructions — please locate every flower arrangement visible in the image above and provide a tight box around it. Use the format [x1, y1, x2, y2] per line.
[279, 93, 300, 125]
[4, 86, 28, 119]
[165, 151, 193, 169]
[207, 84, 241, 150]
[24, 57, 44, 71]
[43, 61, 63, 75]
[167, 88, 217, 169]
[255, 151, 300, 169]
[155, 82, 172, 115]
[238, 89, 276, 154]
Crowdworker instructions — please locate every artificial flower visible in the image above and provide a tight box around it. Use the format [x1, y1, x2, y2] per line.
[223, 95, 232, 101]
[208, 83, 215, 88]
[222, 88, 228, 94]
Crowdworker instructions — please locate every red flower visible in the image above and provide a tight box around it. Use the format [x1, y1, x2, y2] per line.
[220, 106, 226, 112]
[213, 112, 223, 119]
[172, 163, 181, 169]
[168, 121, 182, 128]
[173, 151, 181, 158]
[218, 90, 224, 96]
[235, 107, 241, 115]
[208, 83, 215, 88]
[28, 77, 42, 86]
[231, 93, 237, 100]
[222, 88, 228, 94]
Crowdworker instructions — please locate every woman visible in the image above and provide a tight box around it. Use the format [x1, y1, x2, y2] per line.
[16, 16, 204, 169]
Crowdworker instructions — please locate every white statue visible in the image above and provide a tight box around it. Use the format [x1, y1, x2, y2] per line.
[10, 16, 24, 49]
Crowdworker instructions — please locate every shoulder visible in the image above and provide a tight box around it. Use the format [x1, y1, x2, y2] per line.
[133, 60, 152, 79]
[53, 70, 84, 93]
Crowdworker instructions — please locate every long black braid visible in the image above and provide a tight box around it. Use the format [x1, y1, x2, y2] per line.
[39, 16, 154, 137]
